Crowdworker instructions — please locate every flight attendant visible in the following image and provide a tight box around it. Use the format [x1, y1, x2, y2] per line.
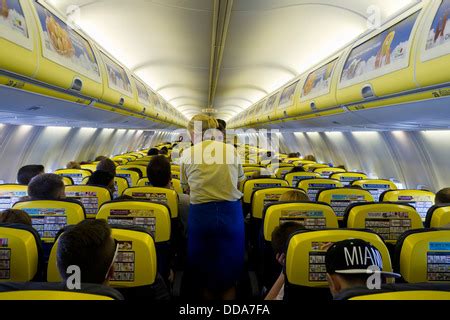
[180, 114, 246, 300]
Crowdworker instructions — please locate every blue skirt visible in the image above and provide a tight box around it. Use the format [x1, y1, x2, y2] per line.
[187, 200, 245, 292]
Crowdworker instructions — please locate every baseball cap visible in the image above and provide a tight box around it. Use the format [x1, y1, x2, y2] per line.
[325, 239, 401, 278]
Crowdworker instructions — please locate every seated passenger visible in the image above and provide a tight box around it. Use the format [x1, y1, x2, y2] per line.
[28, 174, 65, 201]
[66, 162, 81, 170]
[304, 155, 316, 162]
[95, 156, 108, 162]
[288, 152, 301, 158]
[0, 209, 32, 226]
[265, 222, 306, 300]
[278, 190, 310, 202]
[96, 159, 117, 176]
[325, 239, 400, 299]
[87, 171, 115, 195]
[159, 147, 169, 156]
[147, 148, 159, 156]
[290, 166, 305, 173]
[435, 188, 450, 205]
[17, 165, 45, 185]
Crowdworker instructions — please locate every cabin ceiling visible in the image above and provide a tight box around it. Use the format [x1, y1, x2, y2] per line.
[46, 0, 418, 122]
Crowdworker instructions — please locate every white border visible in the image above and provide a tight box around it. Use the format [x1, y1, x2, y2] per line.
[0, 0, 33, 51]
[420, 0, 450, 62]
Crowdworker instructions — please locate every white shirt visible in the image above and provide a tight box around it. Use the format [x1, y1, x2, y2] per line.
[180, 140, 245, 205]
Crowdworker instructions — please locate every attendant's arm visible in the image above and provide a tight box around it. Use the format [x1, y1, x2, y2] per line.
[264, 272, 285, 301]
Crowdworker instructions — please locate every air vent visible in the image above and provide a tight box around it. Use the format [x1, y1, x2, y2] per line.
[71, 78, 83, 92]
[26, 106, 41, 111]
[310, 102, 317, 111]
[118, 98, 125, 106]
[361, 84, 375, 99]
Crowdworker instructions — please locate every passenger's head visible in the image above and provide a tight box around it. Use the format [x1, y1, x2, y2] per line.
[188, 114, 219, 142]
[217, 119, 227, 141]
[325, 239, 400, 297]
[279, 190, 310, 202]
[28, 174, 65, 200]
[87, 171, 115, 194]
[57, 220, 117, 285]
[147, 148, 159, 156]
[271, 222, 306, 265]
[95, 156, 108, 162]
[0, 209, 32, 226]
[147, 155, 171, 188]
[17, 165, 45, 185]
[288, 153, 300, 159]
[96, 159, 116, 176]
[66, 162, 81, 170]
[435, 188, 450, 205]
[290, 166, 305, 173]
[159, 147, 169, 155]
[304, 155, 316, 162]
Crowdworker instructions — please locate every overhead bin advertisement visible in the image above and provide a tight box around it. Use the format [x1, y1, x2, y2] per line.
[34, 2, 101, 82]
[302, 59, 337, 99]
[423, 0, 450, 61]
[134, 77, 151, 106]
[0, 0, 32, 50]
[340, 11, 420, 88]
[264, 93, 278, 113]
[279, 81, 299, 109]
[101, 53, 133, 97]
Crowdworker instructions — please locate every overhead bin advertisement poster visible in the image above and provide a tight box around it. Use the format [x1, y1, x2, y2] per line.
[279, 81, 299, 109]
[33, 2, 101, 82]
[0, 0, 32, 50]
[134, 78, 151, 106]
[423, 0, 450, 61]
[265, 93, 278, 113]
[302, 59, 337, 99]
[340, 11, 420, 88]
[101, 53, 133, 97]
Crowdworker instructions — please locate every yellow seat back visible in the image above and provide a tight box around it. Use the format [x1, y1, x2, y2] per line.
[396, 229, 450, 283]
[111, 158, 128, 165]
[263, 202, 338, 241]
[350, 290, 450, 300]
[352, 179, 398, 202]
[116, 165, 147, 177]
[61, 177, 74, 186]
[345, 203, 423, 244]
[317, 188, 374, 220]
[128, 161, 149, 166]
[65, 186, 112, 219]
[292, 160, 316, 167]
[286, 229, 392, 287]
[303, 164, 329, 172]
[54, 169, 92, 185]
[116, 170, 141, 187]
[13, 201, 85, 243]
[80, 164, 97, 172]
[0, 291, 114, 300]
[251, 187, 301, 219]
[123, 187, 179, 218]
[243, 179, 289, 204]
[284, 172, 321, 187]
[171, 179, 183, 195]
[113, 155, 136, 163]
[0, 225, 39, 282]
[298, 179, 344, 202]
[381, 190, 435, 220]
[0, 185, 28, 210]
[314, 167, 346, 178]
[47, 227, 158, 287]
[274, 167, 295, 179]
[426, 206, 450, 228]
[171, 171, 180, 180]
[330, 172, 368, 186]
[114, 177, 129, 197]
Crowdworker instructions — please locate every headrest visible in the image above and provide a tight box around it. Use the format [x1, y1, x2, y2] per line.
[54, 169, 92, 185]
[314, 167, 346, 178]
[303, 164, 328, 172]
[380, 190, 435, 219]
[65, 185, 112, 219]
[425, 205, 450, 228]
[330, 172, 368, 186]
[284, 172, 321, 187]
[116, 170, 141, 187]
[316, 188, 374, 219]
[97, 200, 171, 242]
[263, 202, 338, 241]
[351, 179, 398, 202]
[123, 187, 178, 218]
[243, 179, 289, 203]
[116, 165, 147, 177]
[0, 185, 28, 210]
[250, 187, 300, 219]
[394, 228, 450, 283]
[298, 179, 344, 202]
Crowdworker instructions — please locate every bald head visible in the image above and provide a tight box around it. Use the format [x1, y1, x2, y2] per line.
[436, 188, 450, 205]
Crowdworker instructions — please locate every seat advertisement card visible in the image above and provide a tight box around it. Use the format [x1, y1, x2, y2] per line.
[0, 0, 32, 50]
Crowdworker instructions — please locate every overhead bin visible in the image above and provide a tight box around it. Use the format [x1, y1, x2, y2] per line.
[336, 4, 425, 110]
[264, 91, 280, 123]
[275, 79, 302, 119]
[415, 0, 450, 90]
[132, 76, 155, 118]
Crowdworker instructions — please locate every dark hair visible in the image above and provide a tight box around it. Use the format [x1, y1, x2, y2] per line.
[271, 222, 306, 255]
[95, 156, 108, 162]
[147, 148, 159, 156]
[57, 220, 115, 284]
[115, 195, 134, 201]
[436, 188, 450, 205]
[28, 174, 65, 200]
[290, 166, 305, 173]
[159, 147, 169, 155]
[87, 171, 115, 188]
[147, 155, 171, 188]
[125, 168, 143, 179]
[96, 159, 116, 176]
[217, 119, 226, 132]
[0, 209, 32, 226]
[17, 165, 45, 185]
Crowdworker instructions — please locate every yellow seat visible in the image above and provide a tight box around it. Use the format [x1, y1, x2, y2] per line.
[65, 186, 112, 219]
[303, 164, 329, 172]
[114, 177, 129, 197]
[283, 158, 302, 164]
[171, 165, 180, 172]
[123, 187, 179, 218]
[0, 185, 28, 210]
[350, 290, 450, 300]
[80, 164, 98, 172]
[136, 178, 151, 187]
[54, 169, 92, 185]
[381, 190, 435, 220]
[113, 155, 136, 163]
[171, 171, 180, 180]
[13, 200, 85, 243]
[116, 165, 147, 177]
[171, 179, 183, 195]
[292, 160, 316, 167]
[345, 203, 423, 243]
[425, 205, 450, 228]
[317, 188, 374, 220]
[0, 291, 114, 300]
[284, 172, 321, 187]
[298, 179, 344, 202]
[97, 201, 171, 243]
[285, 230, 393, 290]
[351, 179, 398, 202]
[263, 202, 338, 242]
[330, 172, 368, 186]
[242, 164, 263, 168]
[395, 229, 450, 283]
[48, 227, 158, 288]
[243, 179, 289, 205]
[243, 167, 265, 173]
[251, 187, 301, 219]
[111, 158, 128, 165]
[116, 170, 141, 187]
[314, 167, 346, 178]
[61, 177, 74, 186]
[127, 161, 149, 166]
[0, 225, 40, 282]
[274, 167, 295, 179]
